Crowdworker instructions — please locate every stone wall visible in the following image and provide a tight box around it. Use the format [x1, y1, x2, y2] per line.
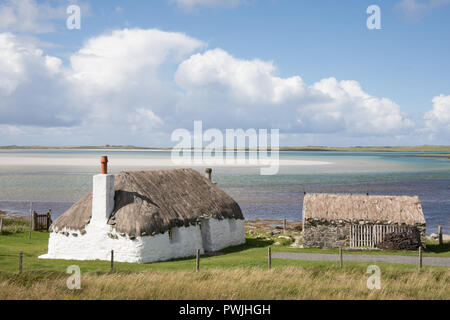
[302, 219, 350, 248]
[303, 218, 426, 249]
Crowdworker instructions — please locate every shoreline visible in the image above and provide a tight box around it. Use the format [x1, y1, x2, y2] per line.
[2, 145, 450, 153]
[413, 154, 450, 159]
[0, 156, 332, 167]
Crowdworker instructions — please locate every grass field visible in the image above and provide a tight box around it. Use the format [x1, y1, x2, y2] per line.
[0, 217, 449, 299]
[1, 266, 449, 300]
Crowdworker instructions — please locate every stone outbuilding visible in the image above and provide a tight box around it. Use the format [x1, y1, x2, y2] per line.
[40, 157, 245, 263]
[302, 193, 426, 249]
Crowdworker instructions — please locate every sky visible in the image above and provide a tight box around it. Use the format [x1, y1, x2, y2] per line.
[0, 0, 449, 147]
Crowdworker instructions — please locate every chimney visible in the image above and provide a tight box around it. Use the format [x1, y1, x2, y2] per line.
[205, 168, 212, 181]
[91, 156, 115, 229]
[101, 156, 108, 174]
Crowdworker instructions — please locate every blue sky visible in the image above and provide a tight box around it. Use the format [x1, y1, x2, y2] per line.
[0, 0, 449, 146]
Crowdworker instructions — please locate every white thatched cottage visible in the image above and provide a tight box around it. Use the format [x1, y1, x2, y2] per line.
[302, 193, 426, 249]
[40, 157, 245, 263]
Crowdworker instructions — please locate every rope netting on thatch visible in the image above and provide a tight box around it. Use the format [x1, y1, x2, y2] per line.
[51, 193, 92, 233]
[52, 169, 243, 237]
[303, 193, 425, 226]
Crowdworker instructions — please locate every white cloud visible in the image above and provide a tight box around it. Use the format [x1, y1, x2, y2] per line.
[306, 78, 413, 135]
[128, 108, 165, 133]
[396, 0, 450, 19]
[0, 32, 80, 127]
[70, 28, 205, 93]
[424, 94, 450, 136]
[176, 49, 305, 104]
[67, 28, 204, 139]
[175, 49, 413, 136]
[0, 27, 439, 146]
[0, 0, 67, 33]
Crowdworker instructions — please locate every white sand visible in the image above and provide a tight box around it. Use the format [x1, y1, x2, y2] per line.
[0, 156, 331, 167]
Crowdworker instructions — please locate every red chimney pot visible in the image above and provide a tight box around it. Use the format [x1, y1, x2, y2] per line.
[100, 156, 108, 174]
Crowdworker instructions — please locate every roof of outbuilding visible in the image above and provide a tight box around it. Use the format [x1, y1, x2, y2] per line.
[51, 168, 244, 236]
[302, 193, 425, 225]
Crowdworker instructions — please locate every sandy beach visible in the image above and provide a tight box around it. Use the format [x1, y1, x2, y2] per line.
[0, 155, 332, 167]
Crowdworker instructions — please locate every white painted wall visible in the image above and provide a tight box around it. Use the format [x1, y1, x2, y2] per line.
[201, 218, 245, 252]
[40, 218, 245, 263]
[40, 223, 204, 263]
[138, 225, 204, 263]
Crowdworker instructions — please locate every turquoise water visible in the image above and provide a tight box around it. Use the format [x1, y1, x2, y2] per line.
[0, 149, 449, 233]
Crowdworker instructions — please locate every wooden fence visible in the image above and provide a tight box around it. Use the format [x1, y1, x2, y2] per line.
[32, 210, 52, 232]
[350, 224, 411, 248]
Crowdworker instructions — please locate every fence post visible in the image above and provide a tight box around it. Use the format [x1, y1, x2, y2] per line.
[268, 247, 272, 269]
[419, 246, 423, 271]
[48, 209, 52, 231]
[0, 218, 3, 234]
[46, 210, 52, 232]
[339, 247, 343, 269]
[19, 251, 23, 274]
[32, 211, 37, 232]
[438, 225, 443, 245]
[29, 202, 33, 239]
[283, 219, 287, 234]
[110, 250, 114, 273]
[196, 249, 200, 272]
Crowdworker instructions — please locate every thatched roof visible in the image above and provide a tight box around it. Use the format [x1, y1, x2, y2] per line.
[302, 193, 425, 225]
[52, 169, 244, 236]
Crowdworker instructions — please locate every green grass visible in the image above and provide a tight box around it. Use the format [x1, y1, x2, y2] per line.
[246, 224, 450, 257]
[1, 217, 448, 275]
[274, 243, 450, 257]
[0, 229, 449, 299]
[1, 266, 449, 300]
[0, 229, 449, 275]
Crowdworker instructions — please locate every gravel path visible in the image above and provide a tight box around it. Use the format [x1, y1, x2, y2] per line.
[272, 252, 450, 267]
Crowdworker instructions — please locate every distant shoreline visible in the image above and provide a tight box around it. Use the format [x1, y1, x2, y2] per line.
[413, 154, 450, 159]
[1, 145, 450, 152]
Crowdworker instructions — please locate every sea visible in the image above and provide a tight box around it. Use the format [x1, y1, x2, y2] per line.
[0, 149, 449, 234]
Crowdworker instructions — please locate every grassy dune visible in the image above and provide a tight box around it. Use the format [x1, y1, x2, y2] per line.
[0, 267, 449, 300]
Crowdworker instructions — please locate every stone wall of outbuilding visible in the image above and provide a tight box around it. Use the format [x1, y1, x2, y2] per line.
[302, 218, 426, 249]
[302, 219, 350, 248]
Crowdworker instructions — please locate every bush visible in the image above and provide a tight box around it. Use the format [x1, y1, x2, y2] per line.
[0, 217, 30, 235]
